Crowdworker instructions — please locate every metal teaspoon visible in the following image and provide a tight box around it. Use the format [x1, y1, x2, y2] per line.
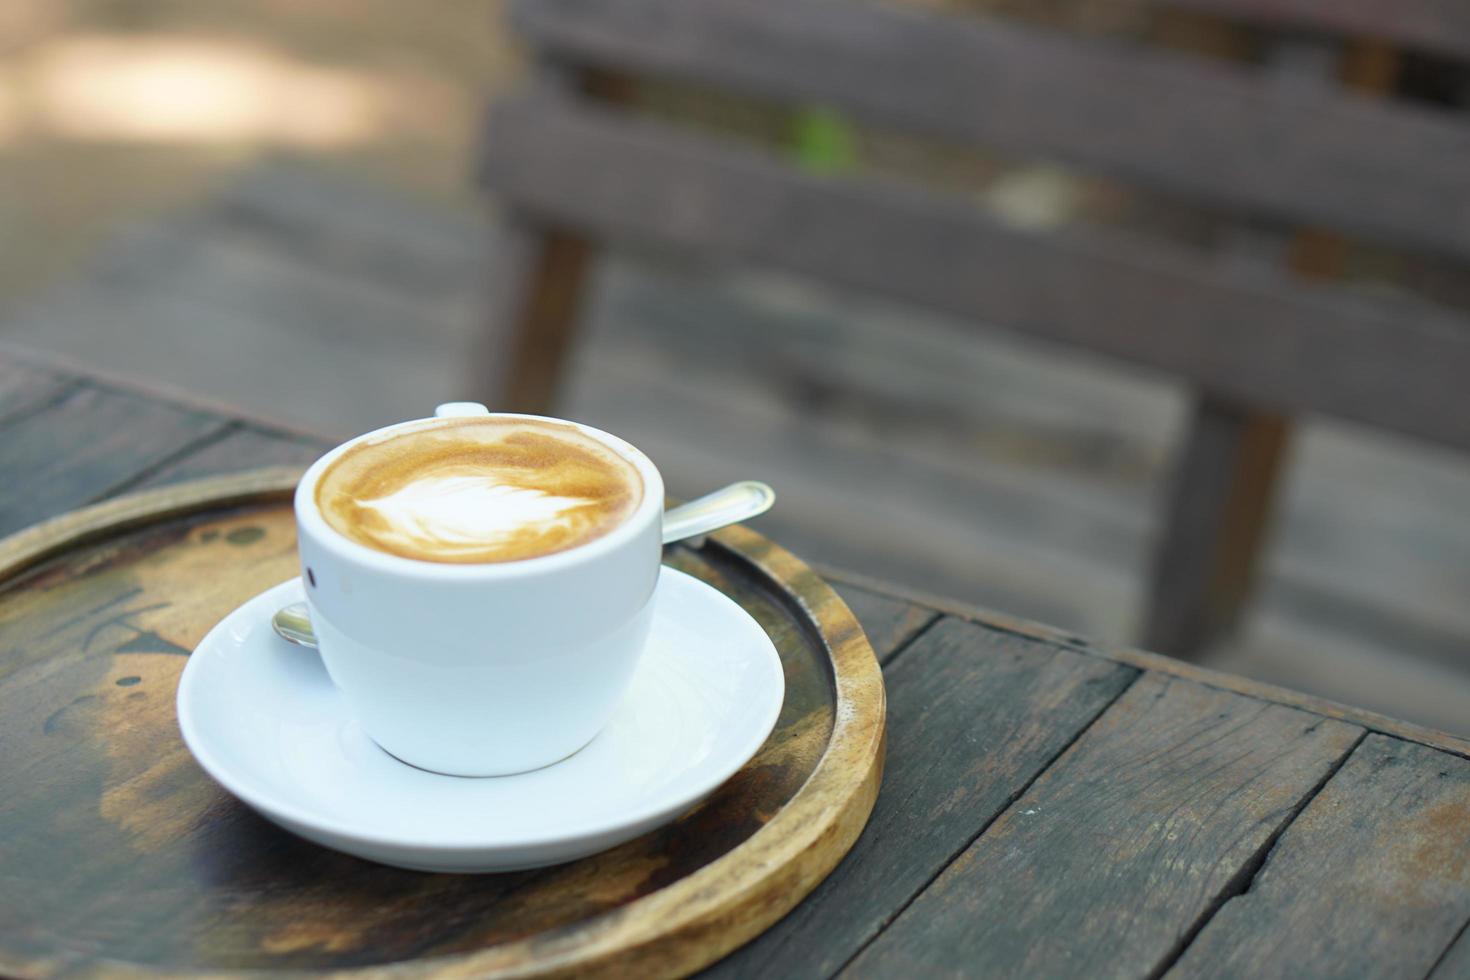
[271, 480, 775, 649]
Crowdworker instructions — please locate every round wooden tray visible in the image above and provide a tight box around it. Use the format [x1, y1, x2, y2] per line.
[0, 469, 885, 979]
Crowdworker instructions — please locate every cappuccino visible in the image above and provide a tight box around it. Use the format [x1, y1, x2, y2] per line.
[315, 417, 644, 564]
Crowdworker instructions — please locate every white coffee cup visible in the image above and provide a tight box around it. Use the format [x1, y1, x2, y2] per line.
[293, 403, 664, 776]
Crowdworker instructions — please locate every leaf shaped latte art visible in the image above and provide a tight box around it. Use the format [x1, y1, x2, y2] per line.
[356, 475, 596, 558]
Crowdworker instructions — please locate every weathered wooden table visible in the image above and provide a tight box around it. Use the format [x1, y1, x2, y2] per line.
[4, 353, 1470, 978]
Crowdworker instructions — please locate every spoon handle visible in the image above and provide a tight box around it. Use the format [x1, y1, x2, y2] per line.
[661, 481, 775, 545]
[273, 482, 776, 651]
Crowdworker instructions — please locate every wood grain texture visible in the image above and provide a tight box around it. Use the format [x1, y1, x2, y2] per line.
[133, 425, 329, 489]
[1168, 734, 1470, 979]
[482, 91, 1470, 453]
[1161, 0, 1470, 62]
[0, 466, 308, 586]
[510, 0, 1470, 259]
[0, 358, 72, 426]
[821, 567, 1470, 762]
[844, 672, 1362, 978]
[0, 162, 480, 441]
[0, 382, 229, 537]
[830, 583, 937, 664]
[0, 474, 884, 979]
[0, 338, 336, 448]
[706, 617, 1136, 978]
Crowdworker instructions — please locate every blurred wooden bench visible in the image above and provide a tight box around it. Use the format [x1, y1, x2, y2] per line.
[475, 0, 1470, 659]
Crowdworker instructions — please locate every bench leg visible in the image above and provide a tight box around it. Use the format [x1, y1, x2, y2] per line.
[477, 215, 594, 415]
[1142, 396, 1290, 658]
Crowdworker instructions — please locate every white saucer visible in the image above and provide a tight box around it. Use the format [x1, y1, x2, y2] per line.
[176, 569, 784, 873]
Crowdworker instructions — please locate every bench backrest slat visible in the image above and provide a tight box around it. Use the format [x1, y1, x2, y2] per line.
[514, 0, 1470, 260]
[1160, 0, 1470, 62]
[484, 90, 1470, 452]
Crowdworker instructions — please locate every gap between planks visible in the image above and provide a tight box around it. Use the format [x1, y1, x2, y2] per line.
[873, 613, 942, 669]
[1143, 729, 1370, 980]
[831, 660, 1146, 976]
[90, 421, 242, 502]
[8, 378, 1460, 768]
[822, 564, 1470, 762]
[0, 341, 341, 446]
[1427, 913, 1470, 979]
[7, 385, 1448, 977]
[0, 378, 86, 434]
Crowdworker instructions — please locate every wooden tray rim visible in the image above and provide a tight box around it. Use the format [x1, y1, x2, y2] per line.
[0, 469, 887, 980]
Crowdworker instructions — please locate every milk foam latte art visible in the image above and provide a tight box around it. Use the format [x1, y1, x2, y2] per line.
[315, 417, 644, 563]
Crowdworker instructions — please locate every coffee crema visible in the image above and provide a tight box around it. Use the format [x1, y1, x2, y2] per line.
[315, 417, 644, 564]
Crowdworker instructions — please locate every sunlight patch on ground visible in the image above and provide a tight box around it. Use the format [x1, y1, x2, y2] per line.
[2, 34, 465, 147]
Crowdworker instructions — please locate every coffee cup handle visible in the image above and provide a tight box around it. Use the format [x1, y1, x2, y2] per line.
[435, 402, 491, 418]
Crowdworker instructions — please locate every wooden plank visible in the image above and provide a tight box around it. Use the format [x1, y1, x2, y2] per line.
[584, 250, 1470, 712]
[1144, 395, 1290, 656]
[829, 569, 1470, 760]
[1169, 735, 1470, 979]
[483, 92, 1470, 453]
[131, 425, 328, 489]
[831, 583, 938, 664]
[509, 0, 1470, 260]
[0, 359, 73, 428]
[210, 159, 485, 273]
[0, 163, 481, 440]
[0, 468, 304, 587]
[0, 383, 228, 537]
[706, 616, 1137, 978]
[1161, 0, 1470, 63]
[578, 259, 1470, 707]
[843, 672, 1363, 978]
[576, 351, 1141, 640]
[1429, 922, 1470, 979]
[0, 341, 336, 448]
